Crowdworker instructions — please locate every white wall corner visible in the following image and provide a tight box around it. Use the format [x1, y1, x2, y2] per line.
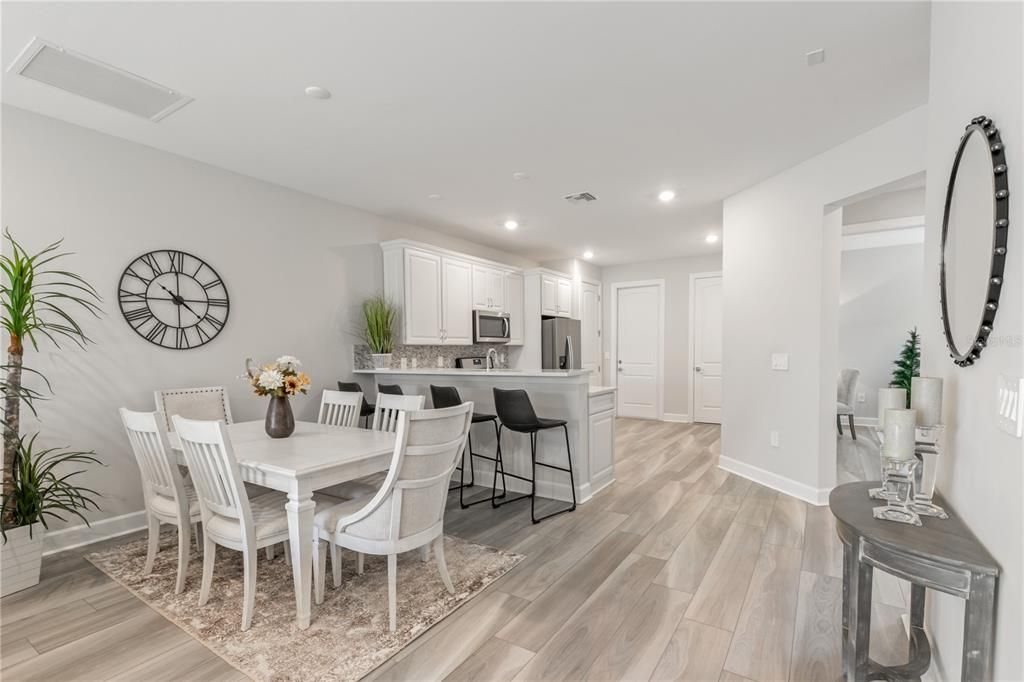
[718, 455, 831, 506]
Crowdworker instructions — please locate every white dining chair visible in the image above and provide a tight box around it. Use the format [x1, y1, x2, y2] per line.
[155, 386, 233, 432]
[372, 393, 426, 432]
[120, 408, 202, 594]
[312, 402, 473, 631]
[172, 415, 342, 630]
[317, 389, 363, 428]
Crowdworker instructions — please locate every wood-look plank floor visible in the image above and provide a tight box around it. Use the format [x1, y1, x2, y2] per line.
[1, 419, 911, 681]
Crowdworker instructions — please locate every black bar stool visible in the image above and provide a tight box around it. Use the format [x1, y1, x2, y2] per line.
[378, 384, 403, 396]
[430, 385, 504, 509]
[491, 388, 576, 523]
[338, 381, 374, 428]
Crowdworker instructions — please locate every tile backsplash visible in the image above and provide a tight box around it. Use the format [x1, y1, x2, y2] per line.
[353, 344, 511, 370]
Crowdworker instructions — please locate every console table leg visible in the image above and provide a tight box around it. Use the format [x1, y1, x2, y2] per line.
[846, 542, 874, 681]
[842, 541, 852, 680]
[963, 573, 997, 681]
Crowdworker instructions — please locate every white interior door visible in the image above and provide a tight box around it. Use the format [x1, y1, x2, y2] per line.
[692, 275, 723, 424]
[580, 281, 601, 382]
[615, 284, 660, 419]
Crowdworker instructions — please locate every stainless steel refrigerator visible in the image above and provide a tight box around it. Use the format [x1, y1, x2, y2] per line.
[541, 317, 581, 370]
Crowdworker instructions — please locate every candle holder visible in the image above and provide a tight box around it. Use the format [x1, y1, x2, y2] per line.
[873, 456, 923, 526]
[868, 427, 894, 501]
[912, 425, 949, 519]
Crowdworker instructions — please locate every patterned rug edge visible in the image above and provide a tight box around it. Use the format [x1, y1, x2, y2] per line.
[84, 536, 525, 681]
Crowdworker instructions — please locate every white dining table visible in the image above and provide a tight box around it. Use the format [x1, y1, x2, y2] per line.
[170, 420, 396, 629]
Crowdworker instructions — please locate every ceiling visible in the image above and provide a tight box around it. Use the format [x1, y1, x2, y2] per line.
[1, 2, 931, 265]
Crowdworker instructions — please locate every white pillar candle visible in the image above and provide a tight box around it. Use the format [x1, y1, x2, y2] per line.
[877, 388, 907, 428]
[883, 408, 917, 460]
[911, 377, 943, 427]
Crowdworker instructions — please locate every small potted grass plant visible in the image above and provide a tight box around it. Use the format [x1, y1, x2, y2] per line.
[1, 231, 102, 596]
[362, 296, 397, 370]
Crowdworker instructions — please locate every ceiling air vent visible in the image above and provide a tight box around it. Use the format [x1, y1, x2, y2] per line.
[564, 192, 598, 204]
[7, 37, 193, 121]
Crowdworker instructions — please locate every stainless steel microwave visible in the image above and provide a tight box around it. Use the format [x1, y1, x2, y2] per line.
[473, 311, 511, 344]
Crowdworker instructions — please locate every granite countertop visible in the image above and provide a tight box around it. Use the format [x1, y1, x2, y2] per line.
[353, 368, 591, 378]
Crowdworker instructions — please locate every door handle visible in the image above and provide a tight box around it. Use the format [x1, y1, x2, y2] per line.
[695, 366, 702, 372]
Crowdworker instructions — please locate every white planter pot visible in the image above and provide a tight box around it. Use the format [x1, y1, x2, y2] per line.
[371, 353, 393, 370]
[1, 523, 44, 597]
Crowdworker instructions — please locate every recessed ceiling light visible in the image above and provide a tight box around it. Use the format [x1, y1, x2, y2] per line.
[512, 172, 530, 181]
[304, 85, 331, 100]
[427, 193, 443, 200]
[705, 233, 720, 243]
[806, 49, 826, 67]
[582, 250, 594, 260]
[503, 219, 519, 230]
[658, 190, 676, 202]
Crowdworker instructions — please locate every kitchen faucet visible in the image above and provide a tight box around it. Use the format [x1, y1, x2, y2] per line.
[486, 348, 499, 372]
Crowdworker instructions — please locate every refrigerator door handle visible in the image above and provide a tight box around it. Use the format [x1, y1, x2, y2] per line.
[566, 336, 574, 371]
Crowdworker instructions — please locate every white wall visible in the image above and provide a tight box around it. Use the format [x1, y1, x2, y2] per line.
[0, 105, 534, 538]
[843, 187, 926, 224]
[921, 3, 1022, 679]
[602, 253, 722, 420]
[839, 243, 924, 420]
[720, 107, 927, 501]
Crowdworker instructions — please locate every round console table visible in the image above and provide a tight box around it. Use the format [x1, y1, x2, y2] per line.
[829, 482, 999, 682]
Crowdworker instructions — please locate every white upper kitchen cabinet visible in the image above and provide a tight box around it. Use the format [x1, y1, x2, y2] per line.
[541, 274, 558, 316]
[556, 278, 573, 317]
[505, 271, 524, 345]
[401, 248, 443, 344]
[442, 257, 473, 344]
[472, 264, 505, 311]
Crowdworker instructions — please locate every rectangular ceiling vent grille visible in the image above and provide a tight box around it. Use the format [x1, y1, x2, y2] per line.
[564, 192, 598, 204]
[7, 37, 193, 122]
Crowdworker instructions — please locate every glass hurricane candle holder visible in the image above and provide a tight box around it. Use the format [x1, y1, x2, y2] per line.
[873, 456, 922, 526]
[912, 425, 949, 519]
[869, 427, 894, 501]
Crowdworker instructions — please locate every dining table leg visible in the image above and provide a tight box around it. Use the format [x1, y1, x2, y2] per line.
[286, 480, 315, 629]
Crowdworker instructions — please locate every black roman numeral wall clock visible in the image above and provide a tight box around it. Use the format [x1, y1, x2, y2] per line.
[118, 250, 230, 350]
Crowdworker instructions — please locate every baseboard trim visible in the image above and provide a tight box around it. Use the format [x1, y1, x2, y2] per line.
[853, 416, 878, 427]
[662, 413, 690, 423]
[42, 510, 147, 557]
[718, 456, 831, 506]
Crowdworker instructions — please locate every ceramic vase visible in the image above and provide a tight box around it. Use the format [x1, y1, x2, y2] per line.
[265, 395, 295, 438]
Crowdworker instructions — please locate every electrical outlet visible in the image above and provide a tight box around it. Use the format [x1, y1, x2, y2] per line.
[771, 353, 789, 371]
[770, 430, 780, 447]
[997, 374, 1023, 438]
[857, 392, 866, 403]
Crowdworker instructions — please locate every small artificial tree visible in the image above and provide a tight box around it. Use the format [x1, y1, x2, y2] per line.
[889, 327, 921, 408]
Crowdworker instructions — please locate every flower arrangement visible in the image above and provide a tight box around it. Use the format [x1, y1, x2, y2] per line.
[245, 356, 311, 398]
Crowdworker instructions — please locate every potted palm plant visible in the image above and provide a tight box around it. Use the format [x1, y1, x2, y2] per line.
[1, 231, 103, 596]
[362, 295, 397, 370]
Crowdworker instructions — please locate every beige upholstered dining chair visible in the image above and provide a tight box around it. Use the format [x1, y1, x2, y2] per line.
[120, 408, 201, 594]
[154, 386, 232, 431]
[317, 389, 363, 428]
[312, 402, 473, 631]
[172, 415, 342, 630]
[837, 368, 860, 440]
[372, 393, 426, 432]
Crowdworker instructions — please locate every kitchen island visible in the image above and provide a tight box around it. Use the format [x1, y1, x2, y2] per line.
[352, 369, 615, 503]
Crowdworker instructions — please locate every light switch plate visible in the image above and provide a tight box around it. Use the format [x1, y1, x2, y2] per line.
[771, 353, 789, 371]
[997, 374, 1023, 438]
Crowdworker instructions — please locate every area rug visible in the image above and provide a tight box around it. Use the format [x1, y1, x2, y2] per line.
[86, 532, 523, 681]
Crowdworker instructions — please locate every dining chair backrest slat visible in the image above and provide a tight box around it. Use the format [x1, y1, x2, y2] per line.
[318, 389, 363, 428]
[372, 394, 425, 433]
[172, 416, 250, 525]
[120, 408, 183, 503]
